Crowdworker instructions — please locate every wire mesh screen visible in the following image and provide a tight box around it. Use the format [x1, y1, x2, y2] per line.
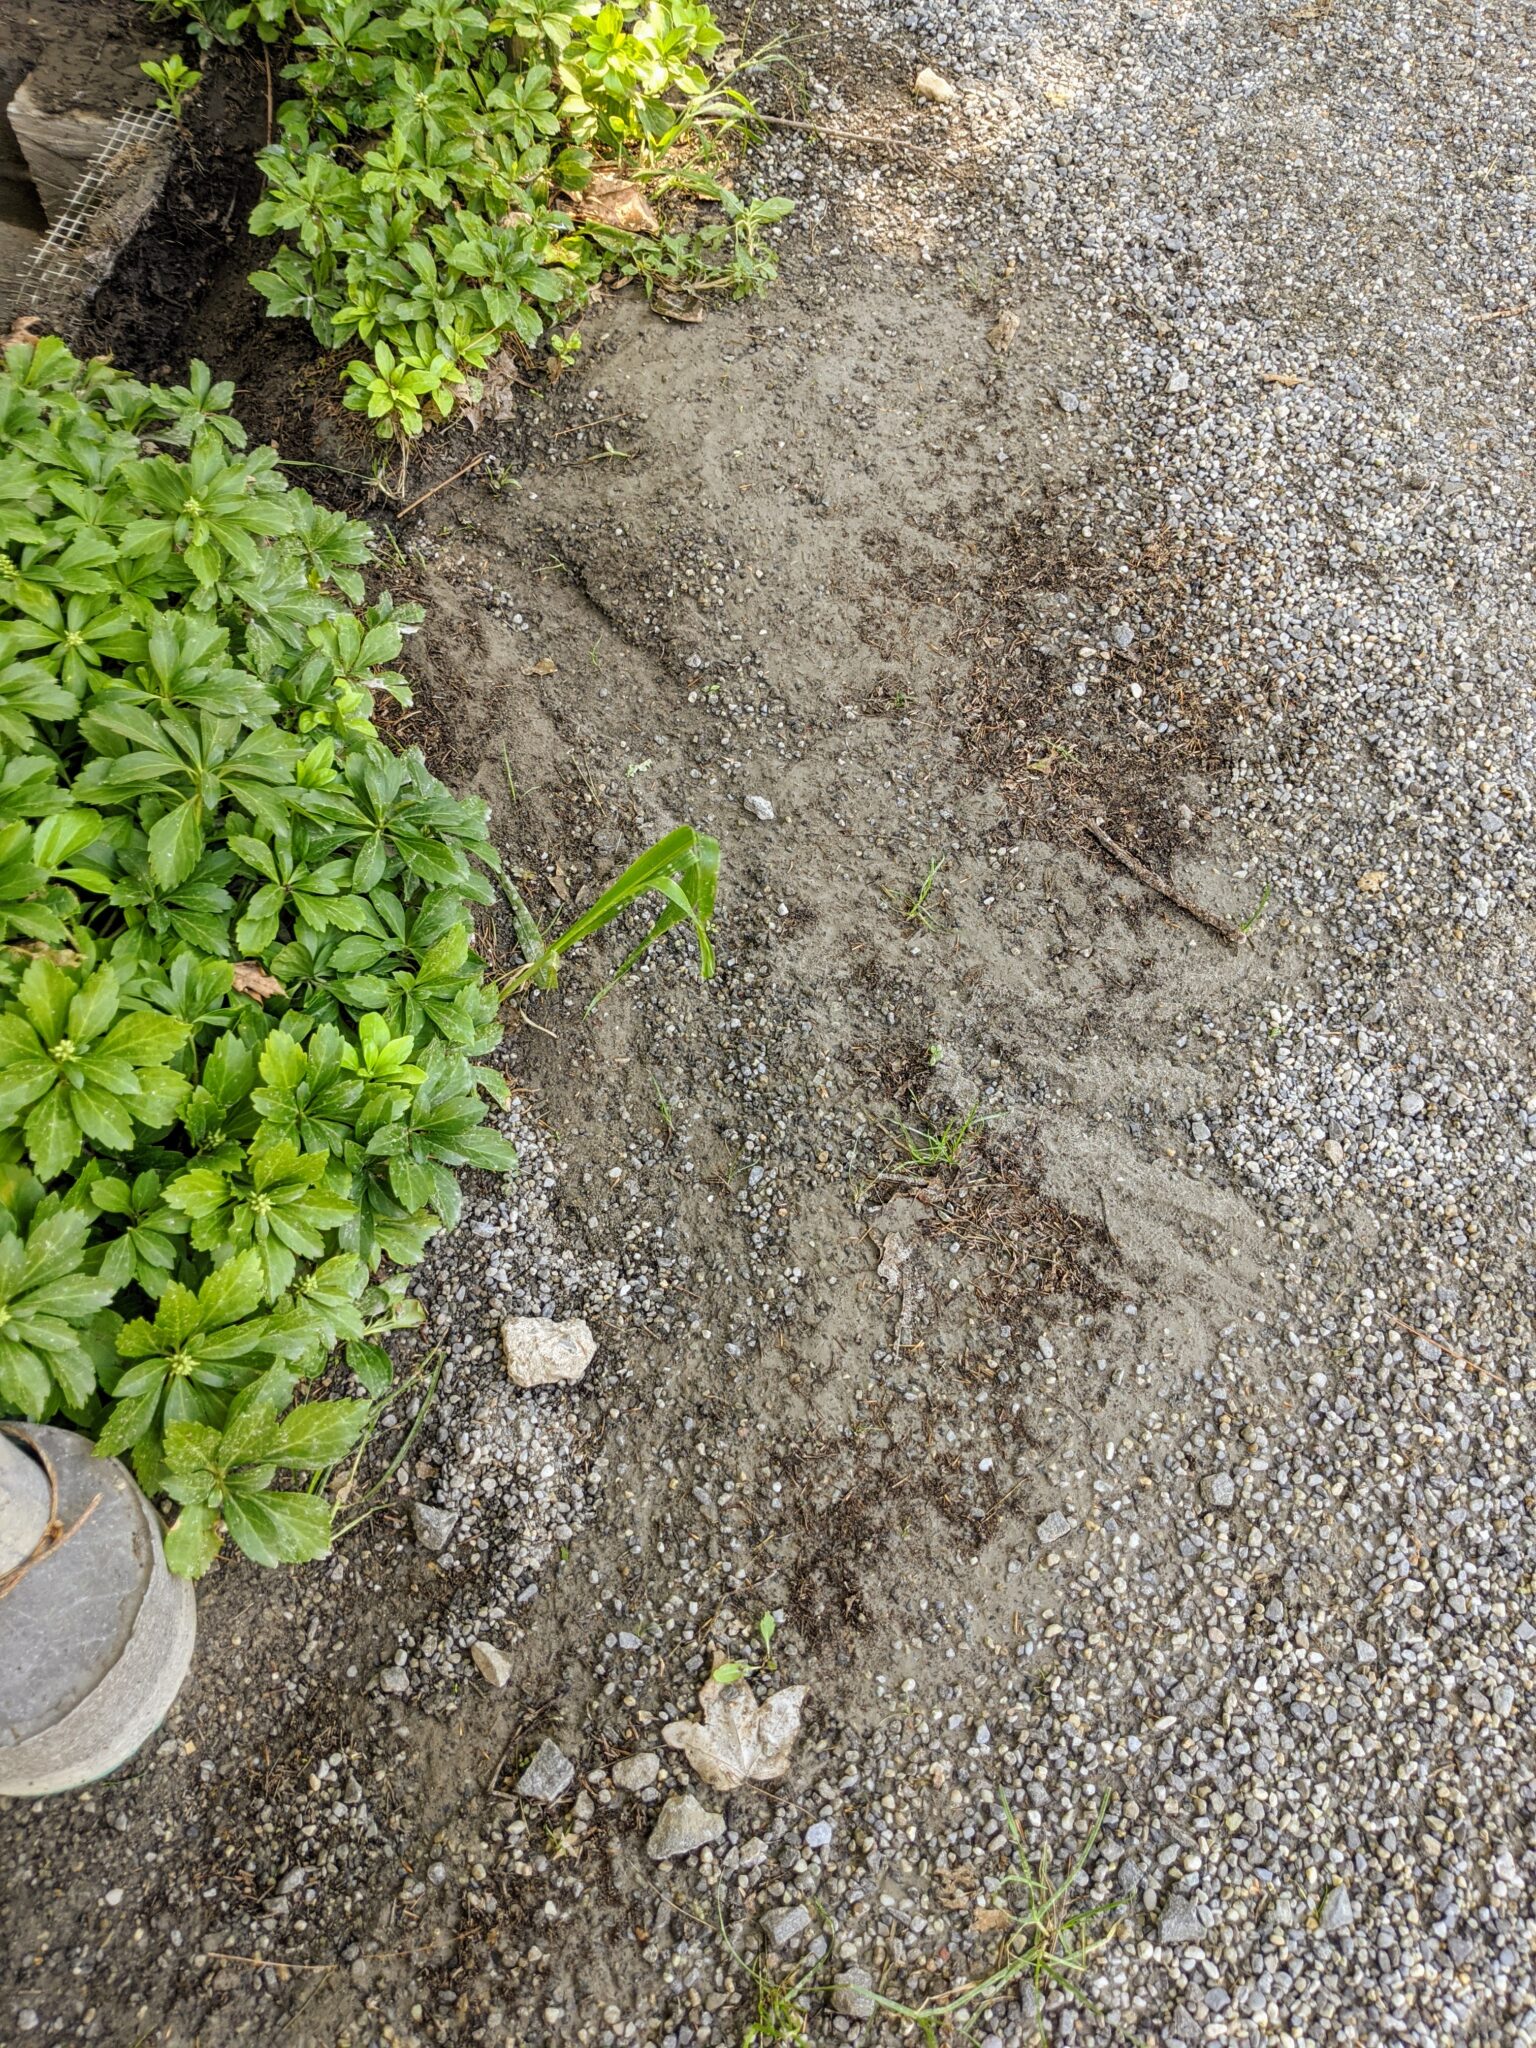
[8, 104, 173, 318]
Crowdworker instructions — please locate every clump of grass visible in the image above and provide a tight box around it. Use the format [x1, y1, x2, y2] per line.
[886, 1101, 989, 1173]
[882, 855, 945, 932]
[868, 1796, 1125, 2043]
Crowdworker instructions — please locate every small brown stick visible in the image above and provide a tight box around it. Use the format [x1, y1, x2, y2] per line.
[1467, 305, 1526, 324]
[1386, 1312, 1508, 1386]
[262, 47, 273, 146]
[1084, 821, 1247, 946]
[397, 453, 487, 518]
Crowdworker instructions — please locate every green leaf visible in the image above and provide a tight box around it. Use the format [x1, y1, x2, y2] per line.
[164, 1503, 222, 1579]
[346, 1338, 393, 1397]
[24, 1086, 79, 1182]
[148, 799, 205, 889]
[269, 1396, 370, 1469]
[223, 1486, 334, 1567]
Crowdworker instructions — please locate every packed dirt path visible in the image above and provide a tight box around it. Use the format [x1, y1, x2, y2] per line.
[5, 4, 1534, 2047]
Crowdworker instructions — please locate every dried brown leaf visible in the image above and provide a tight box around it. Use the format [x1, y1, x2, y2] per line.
[662, 1677, 807, 1791]
[569, 168, 660, 235]
[232, 961, 286, 1000]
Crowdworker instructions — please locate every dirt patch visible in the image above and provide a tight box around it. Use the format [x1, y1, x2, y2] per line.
[0, 17, 1287, 2048]
[959, 509, 1236, 867]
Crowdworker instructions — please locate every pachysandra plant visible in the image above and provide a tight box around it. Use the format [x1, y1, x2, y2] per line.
[0, 337, 487, 1577]
[0, 335, 719, 1579]
[156, 0, 791, 435]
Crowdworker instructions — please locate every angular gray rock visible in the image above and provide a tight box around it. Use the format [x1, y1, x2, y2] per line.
[612, 1751, 660, 1792]
[831, 1968, 876, 2019]
[516, 1738, 574, 1802]
[1318, 1884, 1353, 1933]
[1159, 1897, 1206, 1944]
[410, 1502, 458, 1551]
[761, 1903, 812, 1947]
[501, 1315, 596, 1389]
[470, 1641, 513, 1688]
[645, 1792, 725, 1860]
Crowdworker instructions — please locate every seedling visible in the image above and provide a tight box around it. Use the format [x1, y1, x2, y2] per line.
[1237, 878, 1272, 937]
[903, 856, 945, 930]
[140, 54, 201, 119]
[500, 825, 719, 1011]
[709, 1613, 778, 1686]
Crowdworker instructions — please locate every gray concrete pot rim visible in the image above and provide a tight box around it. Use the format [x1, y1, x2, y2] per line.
[0, 1423, 103, 1600]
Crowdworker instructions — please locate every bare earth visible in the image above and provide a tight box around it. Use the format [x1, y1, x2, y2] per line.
[4, 4, 1534, 2047]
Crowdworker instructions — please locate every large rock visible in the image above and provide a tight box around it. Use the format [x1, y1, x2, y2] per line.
[646, 1792, 725, 1860]
[516, 1738, 574, 1802]
[501, 1316, 596, 1389]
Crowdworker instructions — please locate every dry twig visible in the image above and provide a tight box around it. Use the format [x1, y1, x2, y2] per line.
[1084, 822, 1247, 946]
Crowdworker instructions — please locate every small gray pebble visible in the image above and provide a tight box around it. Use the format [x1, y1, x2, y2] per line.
[612, 1752, 660, 1792]
[831, 1968, 875, 2019]
[1318, 1885, 1353, 1934]
[761, 1903, 812, 1947]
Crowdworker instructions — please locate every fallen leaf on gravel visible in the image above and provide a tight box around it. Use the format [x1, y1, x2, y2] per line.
[232, 961, 285, 999]
[973, 1906, 1014, 1934]
[663, 1677, 807, 1790]
[1258, 371, 1301, 387]
[571, 169, 659, 234]
[988, 310, 1021, 354]
[526, 658, 558, 676]
[1357, 870, 1387, 893]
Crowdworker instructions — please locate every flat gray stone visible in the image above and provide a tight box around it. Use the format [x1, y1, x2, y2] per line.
[761, 1903, 812, 1947]
[470, 1641, 513, 1688]
[1318, 1884, 1353, 1933]
[516, 1738, 574, 1802]
[646, 1792, 725, 1860]
[831, 1968, 876, 2019]
[1037, 1510, 1074, 1545]
[501, 1316, 596, 1389]
[1160, 1897, 1206, 1944]
[410, 1502, 458, 1551]
[612, 1751, 660, 1792]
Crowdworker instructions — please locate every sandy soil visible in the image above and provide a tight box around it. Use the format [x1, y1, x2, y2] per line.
[4, 3, 1532, 2046]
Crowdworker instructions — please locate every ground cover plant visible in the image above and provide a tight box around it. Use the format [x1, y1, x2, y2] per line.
[0, 336, 716, 1578]
[154, 0, 792, 438]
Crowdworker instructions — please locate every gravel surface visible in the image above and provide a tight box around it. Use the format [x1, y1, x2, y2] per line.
[4, 5, 1533, 2046]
